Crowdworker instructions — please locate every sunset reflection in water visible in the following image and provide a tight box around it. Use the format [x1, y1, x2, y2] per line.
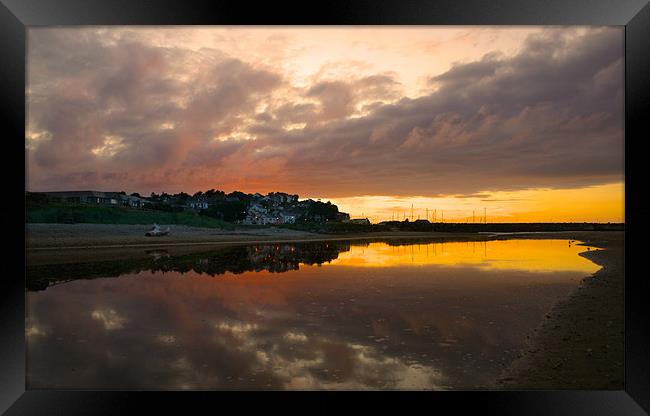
[27, 239, 599, 390]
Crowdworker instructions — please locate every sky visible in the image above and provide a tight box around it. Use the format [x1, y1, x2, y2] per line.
[26, 26, 624, 222]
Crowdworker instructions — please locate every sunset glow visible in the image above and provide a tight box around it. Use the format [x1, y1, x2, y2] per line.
[321, 182, 624, 223]
[26, 26, 624, 223]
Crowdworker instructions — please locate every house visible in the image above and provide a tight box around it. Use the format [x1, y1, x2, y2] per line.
[262, 192, 299, 206]
[248, 202, 268, 215]
[347, 218, 371, 225]
[336, 212, 351, 222]
[121, 195, 149, 208]
[243, 201, 301, 225]
[261, 215, 283, 225]
[242, 202, 270, 224]
[279, 208, 301, 224]
[43, 191, 121, 206]
[187, 199, 209, 210]
[282, 214, 297, 224]
[42, 191, 152, 208]
[244, 214, 282, 225]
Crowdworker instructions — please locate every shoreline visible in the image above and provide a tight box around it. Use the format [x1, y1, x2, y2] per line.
[26, 223, 621, 251]
[27, 231, 493, 251]
[26, 224, 493, 263]
[25, 228, 495, 266]
[496, 232, 624, 389]
[27, 230, 579, 250]
[27, 224, 608, 266]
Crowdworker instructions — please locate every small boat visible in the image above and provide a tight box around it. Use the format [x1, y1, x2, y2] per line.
[145, 223, 170, 237]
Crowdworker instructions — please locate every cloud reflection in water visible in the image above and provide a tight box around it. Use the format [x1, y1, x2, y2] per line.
[26, 239, 599, 389]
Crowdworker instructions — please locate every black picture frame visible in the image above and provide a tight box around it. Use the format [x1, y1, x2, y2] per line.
[2, 0, 649, 414]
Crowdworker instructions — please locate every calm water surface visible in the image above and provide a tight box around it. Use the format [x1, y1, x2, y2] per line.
[26, 239, 599, 390]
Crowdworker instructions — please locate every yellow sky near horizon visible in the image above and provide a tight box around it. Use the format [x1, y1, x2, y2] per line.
[316, 182, 624, 223]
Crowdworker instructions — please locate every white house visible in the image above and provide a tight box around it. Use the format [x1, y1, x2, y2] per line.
[282, 214, 296, 224]
[187, 200, 209, 209]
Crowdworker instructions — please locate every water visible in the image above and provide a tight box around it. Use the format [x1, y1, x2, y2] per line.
[26, 239, 600, 390]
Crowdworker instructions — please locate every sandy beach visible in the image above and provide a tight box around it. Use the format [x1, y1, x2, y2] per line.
[26, 223, 320, 249]
[497, 231, 624, 389]
[25, 223, 488, 258]
[26, 223, 429, 248]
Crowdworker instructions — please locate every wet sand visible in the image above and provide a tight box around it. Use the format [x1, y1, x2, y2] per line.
[26, 223, 319, 249]
[26, 223, 486, 259]
[497, 231, 624, 389]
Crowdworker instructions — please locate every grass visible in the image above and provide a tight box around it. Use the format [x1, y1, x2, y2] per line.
[26, 203, 234, 229]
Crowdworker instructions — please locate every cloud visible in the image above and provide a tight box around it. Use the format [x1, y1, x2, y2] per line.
[305, 74, 402, 122]
[27, 28, 284, 191]
[248, 28, 623, 197]
[26, 27, 623, 197]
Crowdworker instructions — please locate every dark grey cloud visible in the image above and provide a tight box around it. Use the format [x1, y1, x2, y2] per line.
[247, 28, 623, 197]
[26, 28, 623, 196]
[27, 29, 284, 191]
[306, 74, 403, 123]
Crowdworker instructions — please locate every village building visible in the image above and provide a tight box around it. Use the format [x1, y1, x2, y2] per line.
[40, 190, 151, 208]
[122, 195, 149, 208]
[336, 212, 351, 222]
[37, 189, 347, 226]
[186, 199, 209, 210]
[242, 201, 301, 225]
[242, 202, 269, 225]
[282, 214, 297, 224]
[42, 191, 122, 206]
